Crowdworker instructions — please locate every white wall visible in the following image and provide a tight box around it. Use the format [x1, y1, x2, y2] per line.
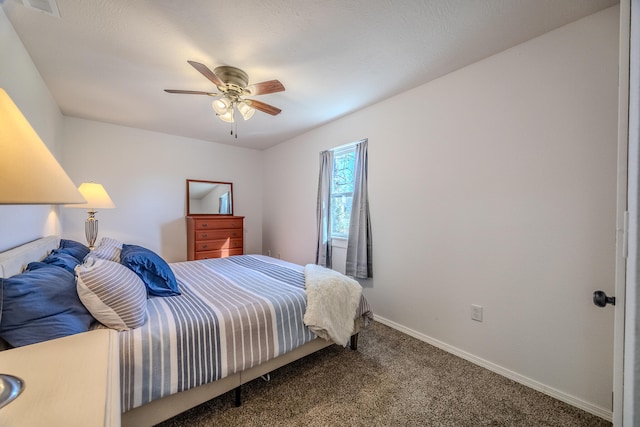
[0, 8, 66, 251]
[61, 117, 263, 262]
[263, 6, 619, 417]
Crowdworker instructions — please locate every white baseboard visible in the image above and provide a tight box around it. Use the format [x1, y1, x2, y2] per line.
[372, 315, 612, 422]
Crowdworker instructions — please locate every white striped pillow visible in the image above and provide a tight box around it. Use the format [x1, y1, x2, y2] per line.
[76, 257, 147, 331]
[90, 237, 123, 262]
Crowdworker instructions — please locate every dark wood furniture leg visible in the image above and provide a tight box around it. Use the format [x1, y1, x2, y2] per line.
[234, 386, 241, 407]
[350, 333, 359, 350]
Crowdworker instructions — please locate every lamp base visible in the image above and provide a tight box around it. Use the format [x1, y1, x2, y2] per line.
[85, 210, 99, 250]
[0, 374, 23, 409]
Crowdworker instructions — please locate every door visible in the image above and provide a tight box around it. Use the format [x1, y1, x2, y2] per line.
[621, 1, 640, 425]
[603, 2, 637, 425]
[612, 2, 630, 425]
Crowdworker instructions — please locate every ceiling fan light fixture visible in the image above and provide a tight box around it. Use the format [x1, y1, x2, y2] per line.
[237, 101, 255, 121]
[212, 97, 232, 115]
[219, 108, 235, 123]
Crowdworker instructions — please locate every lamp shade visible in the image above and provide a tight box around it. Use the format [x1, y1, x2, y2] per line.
[237, 101, 255, 121]
[0, 88, 85, 204]
[212, 98, 232, 115]
[218, 108, 234, 123]
[72, 182, 116, 210]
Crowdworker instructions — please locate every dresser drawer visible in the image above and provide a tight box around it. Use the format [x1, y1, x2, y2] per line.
[195, 238, 243, 252]
[187, 215, 245, 261]
[194, 218, 242, 230]
[195, 248, 243, 260]
[195, 229, 242, 241]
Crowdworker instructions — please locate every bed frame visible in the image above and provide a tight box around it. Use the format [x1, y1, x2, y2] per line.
[0, 236, 60, 279]
[0, 236, 360, 426]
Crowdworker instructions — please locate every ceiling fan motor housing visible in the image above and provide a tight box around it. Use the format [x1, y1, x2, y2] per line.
[214, 66, 249, 94]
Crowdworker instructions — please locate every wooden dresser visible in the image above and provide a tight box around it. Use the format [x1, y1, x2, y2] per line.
[186, 215, 244, 260]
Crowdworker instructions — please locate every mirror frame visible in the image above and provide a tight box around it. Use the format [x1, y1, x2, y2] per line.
[186, 179, 234, 216]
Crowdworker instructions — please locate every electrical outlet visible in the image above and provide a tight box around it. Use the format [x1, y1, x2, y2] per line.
[267, 250, 271, 257]
[471, 304, 483, 322]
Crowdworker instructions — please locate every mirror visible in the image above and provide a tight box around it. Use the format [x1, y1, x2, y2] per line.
[186, 179, 234, 215]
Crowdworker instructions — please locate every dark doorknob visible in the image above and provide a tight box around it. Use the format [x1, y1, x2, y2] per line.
[593, 290, 615, 307]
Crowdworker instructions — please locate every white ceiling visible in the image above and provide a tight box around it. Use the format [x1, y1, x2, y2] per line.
[2, 0, 618, 150]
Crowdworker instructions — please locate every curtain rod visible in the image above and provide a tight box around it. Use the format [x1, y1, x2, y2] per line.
[330, 138, 367, 152]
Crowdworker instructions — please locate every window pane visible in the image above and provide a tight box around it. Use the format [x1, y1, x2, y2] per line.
[331, 195, 353, 237]
[330, 146, 356, 238]
[332, 151, 355, 194]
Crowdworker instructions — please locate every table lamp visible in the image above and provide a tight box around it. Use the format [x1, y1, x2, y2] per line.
[70, 182, 116, 249]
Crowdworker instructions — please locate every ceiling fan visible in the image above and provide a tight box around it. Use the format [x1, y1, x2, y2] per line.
[165, 61, 285, 124]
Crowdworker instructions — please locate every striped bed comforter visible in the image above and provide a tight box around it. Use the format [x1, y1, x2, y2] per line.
[118, 255, 371, 412]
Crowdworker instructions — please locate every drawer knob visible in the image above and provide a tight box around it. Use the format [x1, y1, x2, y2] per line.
[202, 245, 208, 249]
[202, 224, 209, 227]
[201, 234, 208, 238]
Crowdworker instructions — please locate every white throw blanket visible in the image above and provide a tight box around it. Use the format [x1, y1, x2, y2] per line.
[303, 264, 362, 346]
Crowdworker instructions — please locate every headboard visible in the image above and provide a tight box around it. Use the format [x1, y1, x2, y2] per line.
[0, 236, 60, 279]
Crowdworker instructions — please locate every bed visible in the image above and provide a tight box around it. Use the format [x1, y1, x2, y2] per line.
[0, 236, 372, 426]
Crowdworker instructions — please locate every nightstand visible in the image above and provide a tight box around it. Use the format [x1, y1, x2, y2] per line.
[0, 329, 120, 426]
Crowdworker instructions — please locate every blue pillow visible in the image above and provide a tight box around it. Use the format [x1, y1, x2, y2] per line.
[25, 261, 52, 272]
[58, 239, 91, 262]
[120, 244, 180, 297]
[0, 265, 94, 347]
[38, 251, 81, 273]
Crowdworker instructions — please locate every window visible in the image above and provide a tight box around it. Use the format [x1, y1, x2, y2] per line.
[218, 192, 231, 214]
[316, 139, 371, 276]
[330, 145, 356, 238]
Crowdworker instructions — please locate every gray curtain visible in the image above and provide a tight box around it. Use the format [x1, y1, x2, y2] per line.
[315, 150, 334, 268]
[346, 140, 372, 278]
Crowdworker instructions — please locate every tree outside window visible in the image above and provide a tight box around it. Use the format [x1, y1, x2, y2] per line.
[331, 146, 355, 238]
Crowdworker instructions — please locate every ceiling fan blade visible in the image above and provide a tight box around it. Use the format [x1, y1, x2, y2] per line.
[187, 61, 225, 88]
[244, 80, 285, 96]
[164, 89, 219, 96]
[246, 99, 282, 115]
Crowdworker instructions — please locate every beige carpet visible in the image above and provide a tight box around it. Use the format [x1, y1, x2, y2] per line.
[158, 321, 611, 426]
